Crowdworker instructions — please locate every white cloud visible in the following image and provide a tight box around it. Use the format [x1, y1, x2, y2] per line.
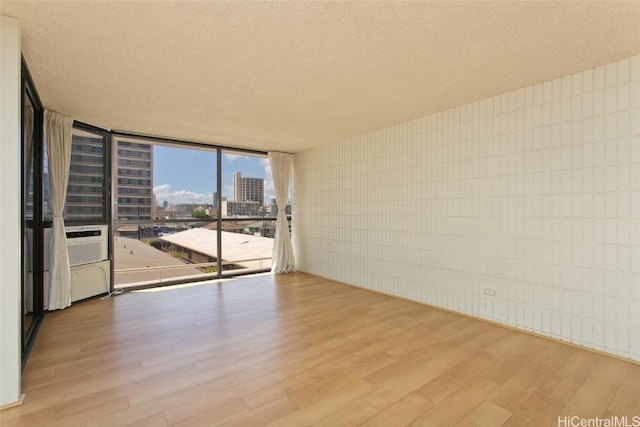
[223, 153, 242, 163]
[154, 183, 171, 194]
[260, 158, 275, 203]
[154, 184, 213, 205]
[155, 155, 287, 206]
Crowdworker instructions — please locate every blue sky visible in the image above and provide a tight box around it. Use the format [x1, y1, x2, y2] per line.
[153, 146, 273, 205]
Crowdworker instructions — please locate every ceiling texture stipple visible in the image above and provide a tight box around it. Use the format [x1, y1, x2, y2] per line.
[2, 1, 640, 153]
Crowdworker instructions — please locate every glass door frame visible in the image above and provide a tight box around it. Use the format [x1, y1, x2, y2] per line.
[109, 132, 270, 291]
[21, 57, 44, 368]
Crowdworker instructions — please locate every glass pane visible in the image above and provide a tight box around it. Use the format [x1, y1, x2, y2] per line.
[64, 127, 107, 220]
[113, 137, 218, 288]
[112, 138, 286, 289]
[42, 142, 52, 221]
[219, 151, 277, 276]
[114, 137, 153, 221]
[23, 91, 35, 339]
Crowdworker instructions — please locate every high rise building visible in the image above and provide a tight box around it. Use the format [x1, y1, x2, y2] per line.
[64, 128, 107, 219]
[220, 200, 261, 217]
[232, 172, 242, 202]
[114, 138, 153, 220]
[241, 176, 264, 204]
[232, 172, 264, 205]
[212, 192, 226, 209]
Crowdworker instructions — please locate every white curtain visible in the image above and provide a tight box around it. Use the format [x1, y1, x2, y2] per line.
[44, 110, 73, 310]
[268, 152, 295, 273]
[24, 105, 34, 201]
[24, 105, 34, 313]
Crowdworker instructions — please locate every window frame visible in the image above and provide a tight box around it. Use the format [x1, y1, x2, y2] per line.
[63, 122, 111, 226]
[110, 132, 279, 288]
[21, 56, 44, 368]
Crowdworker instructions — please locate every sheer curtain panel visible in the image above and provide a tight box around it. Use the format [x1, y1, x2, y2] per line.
[24, 105, 34, 202]
[23, 105, 34, 312]
[44, 110, 73, 310]
[268, 152, 295, 273]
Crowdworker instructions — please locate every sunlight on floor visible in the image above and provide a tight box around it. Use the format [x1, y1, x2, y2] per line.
[131, 272, 273, 293]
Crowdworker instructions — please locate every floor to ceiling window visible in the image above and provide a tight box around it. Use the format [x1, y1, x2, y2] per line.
[218, 150, 288, 276]
[112, 136, 287, 289]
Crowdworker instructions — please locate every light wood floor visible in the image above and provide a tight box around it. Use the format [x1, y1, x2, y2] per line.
[2, 273, 640, 426]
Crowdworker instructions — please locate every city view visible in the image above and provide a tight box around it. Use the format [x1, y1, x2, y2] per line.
[112, 138, 291, 288]
[61, 131, 291, 288]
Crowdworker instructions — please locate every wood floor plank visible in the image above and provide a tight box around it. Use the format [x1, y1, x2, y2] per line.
[242, 370, 321, 410]
[91, 369, 281, 427]
[409, 376, 501, 427]
[171, 398, 250, 427]
[487, 364, 549, 412]
[3, 272, 639, 427]
[286, 373, 374, 410]
[364, 347, 467, 411]
[415, 351, 496, 406]
[535, 351, 599, 404]
[556, 356, 630, 420]
[479, 334, 550, 386]
[605, 364, 640, 417]
[0, 393, 130, 427]
[362, 342, 452, 387]
[266, 374, 374, 426]
[311, 398, 379, 427]
[360, 393, 433, 427]
[502, 390, 565, 427]
[63, 363, 197, 402]
[455, 401, 512, 427]
[219, 397, 297, 427]
[125, 413, 169, 427]
[156, 371, 253, 425]
[126, 366, 250, 407]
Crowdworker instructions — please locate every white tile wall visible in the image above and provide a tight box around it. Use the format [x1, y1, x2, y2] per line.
[292, 55, 640, 361]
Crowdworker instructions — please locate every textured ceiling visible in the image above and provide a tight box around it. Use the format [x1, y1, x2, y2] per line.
[2, 1, 640, 153]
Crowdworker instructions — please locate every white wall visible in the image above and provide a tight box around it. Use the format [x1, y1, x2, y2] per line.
[0, 16, 23, 406]
[293, 55, 640, 361]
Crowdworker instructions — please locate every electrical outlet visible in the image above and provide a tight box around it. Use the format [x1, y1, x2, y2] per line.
[484, 288, 496, 297]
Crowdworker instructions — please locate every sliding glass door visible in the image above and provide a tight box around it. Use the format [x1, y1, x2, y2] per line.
[112, 136, 284, 289]
[112, 136, 220, 288]
[218, 150, 282, 276]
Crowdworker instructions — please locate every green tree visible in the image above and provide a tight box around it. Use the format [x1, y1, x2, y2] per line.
[191, 211, 210, 219]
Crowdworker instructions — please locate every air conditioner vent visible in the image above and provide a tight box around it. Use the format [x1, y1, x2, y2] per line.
[65, 224, 108, 266]
[66, 229, 101, 239]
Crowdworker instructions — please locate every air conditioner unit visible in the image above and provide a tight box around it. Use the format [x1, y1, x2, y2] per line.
[66, 224, 108, 266]
[71, 260, 110, 302]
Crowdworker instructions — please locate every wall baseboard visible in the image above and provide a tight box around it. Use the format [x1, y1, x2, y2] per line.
[0, 393, 25, 411]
